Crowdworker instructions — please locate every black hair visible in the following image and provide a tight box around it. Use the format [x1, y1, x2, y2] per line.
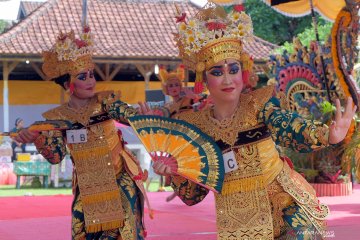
[15, 118, 23, 127]
[54, 74, 71, 89]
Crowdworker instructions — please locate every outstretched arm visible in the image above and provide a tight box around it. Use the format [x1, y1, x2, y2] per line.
[15, 129, 66, 164]
[328, 98, 357, 144]
[259, 96, 356, 153]
[103, 92, 158, 124]
[34, 131, 67, 164]
[102, 92, 138, 124]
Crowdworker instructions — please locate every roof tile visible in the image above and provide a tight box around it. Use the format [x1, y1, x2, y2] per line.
[0, 0, 276, 61]
[19, 1, 44, 17]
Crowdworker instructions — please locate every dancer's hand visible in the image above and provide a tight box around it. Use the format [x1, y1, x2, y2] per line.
[183, 87, 197, 100]
[329, 97, 357, 144]
[153, 161, 172, 177]
[15, 129, 40, 143]
[138, 102, 154, 115]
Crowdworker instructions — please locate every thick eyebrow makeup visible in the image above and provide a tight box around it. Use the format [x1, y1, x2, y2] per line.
[208, 62, 240, 71]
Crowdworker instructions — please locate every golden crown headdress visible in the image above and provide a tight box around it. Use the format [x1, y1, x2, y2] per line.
[42, 26, 94, 80]
[174, 1, 254, 93]
[159, 65, 185, 94]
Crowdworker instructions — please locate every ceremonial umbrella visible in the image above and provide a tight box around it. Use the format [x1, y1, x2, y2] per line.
[262, 0, 346, 102]
[211, 0, 345, 21]
[262, 0, 345, 21]
[212, 0, 345, 102]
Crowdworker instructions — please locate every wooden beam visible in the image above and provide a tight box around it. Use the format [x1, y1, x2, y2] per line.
[94, 64, 106, 81]
[135, 64, 146, 78]
[135, 64, 154, 90]
[0, 57, 42, 62]
[30, 62, 47, 80]
[60, 88, 65, 104]
[184, 68, 189, 86]
[3, 61, 9, 78]
[0, 56, 184, 65]
[108, 64, 123, 81]
[105, 63, 110, 81]
[8, 61, 19, 73]
[135, 64, 153, 78]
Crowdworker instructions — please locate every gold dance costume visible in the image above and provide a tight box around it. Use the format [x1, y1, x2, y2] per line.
[35, 26, 146, 240]
[35, 91, 146, 240]
[171, 86, 329, 240]
[170, 4, 330, 238]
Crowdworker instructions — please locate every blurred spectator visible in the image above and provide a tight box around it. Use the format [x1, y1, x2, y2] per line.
[11, 118, 26, 161]
[146, 161, 165, 192]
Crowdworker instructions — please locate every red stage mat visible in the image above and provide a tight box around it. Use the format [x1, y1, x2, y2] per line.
[0, 186, 359, 239]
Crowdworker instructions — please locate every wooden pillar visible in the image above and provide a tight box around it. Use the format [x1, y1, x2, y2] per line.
[60, 88, 65, 104]
[30, 62, 47, 80]
[94, 64, 106, 81]
[3, 62, 9, 132]
[184, 68, 189, 87]
[2, 61, 19, 132]
[108, 64, 122, 81]
[105, 63, 110, 81]
[135, 64, 154, 90]
[95, 63, 123, 81]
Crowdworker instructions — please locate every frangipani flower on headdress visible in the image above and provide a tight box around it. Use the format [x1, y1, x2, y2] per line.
[174, 3, 254, 93]
[176, 4, 253, 55]
[42, 26, 95, 79]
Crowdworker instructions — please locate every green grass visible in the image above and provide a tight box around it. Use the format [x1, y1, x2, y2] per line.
[0, 181, 173, 197]
[145, 180, 173, 192]
[0, 185, 72, 197]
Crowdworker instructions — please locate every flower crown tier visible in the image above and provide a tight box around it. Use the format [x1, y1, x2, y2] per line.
[174, 2, 254, 93]
[42, 26, 94, 80]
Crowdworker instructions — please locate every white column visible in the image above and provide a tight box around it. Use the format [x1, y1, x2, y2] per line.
[3, 61, 9, 132]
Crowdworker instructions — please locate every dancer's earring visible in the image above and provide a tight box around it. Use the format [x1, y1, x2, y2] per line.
[69, 82, 75, 95]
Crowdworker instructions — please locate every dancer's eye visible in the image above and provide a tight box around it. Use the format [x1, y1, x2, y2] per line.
[77, 73, 87, 81]
[209, 70, 223, 77]
[229, 66, 239, 74]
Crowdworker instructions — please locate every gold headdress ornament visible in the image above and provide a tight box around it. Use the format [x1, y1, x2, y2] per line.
[159, 65, 185, 94]
[174, 1, 254, 93]
[42, 26, 94, 80]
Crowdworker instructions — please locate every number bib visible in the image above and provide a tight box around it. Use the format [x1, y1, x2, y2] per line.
[223, 150, 239, 173]
[66, 129, 88, 143]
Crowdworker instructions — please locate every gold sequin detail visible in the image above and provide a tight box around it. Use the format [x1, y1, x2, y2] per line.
[277, 162, 329, 238]
[178, 86, 274, 146]
[43, 95, 99, 127]
[215, 189, 273, 240]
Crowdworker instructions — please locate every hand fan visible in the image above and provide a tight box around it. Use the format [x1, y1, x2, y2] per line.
[128, 115, 224, 193]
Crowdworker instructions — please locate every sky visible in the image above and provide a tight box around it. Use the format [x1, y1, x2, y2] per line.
[0, 0, 46, 20]
[0, 0, 207, 21]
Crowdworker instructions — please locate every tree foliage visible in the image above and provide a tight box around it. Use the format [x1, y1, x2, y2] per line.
[244, 0, 329, 46]
[274, 22, 333, 54]
[0, 19, 7, 34]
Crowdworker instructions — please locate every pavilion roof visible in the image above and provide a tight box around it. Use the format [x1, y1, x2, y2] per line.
[0, 0, 277, 63]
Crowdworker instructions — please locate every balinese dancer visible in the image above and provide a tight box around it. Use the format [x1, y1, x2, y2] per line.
[159, 64, 206, 117]
[158, 65, 206, 201]
[15, 26, 149, 240]
[152, 3, 356, 239]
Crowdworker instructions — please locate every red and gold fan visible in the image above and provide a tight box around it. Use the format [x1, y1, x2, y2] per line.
[128, 115, 224, 193]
